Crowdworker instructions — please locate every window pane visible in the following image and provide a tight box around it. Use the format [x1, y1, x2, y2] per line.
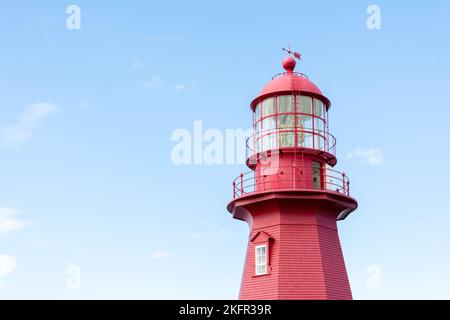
[277, 114, 295, 129]
[262, 134, 276, 151]
[279, 132, 295, 147]
[262, 116, 276, 131]
[262, 98, 275, 117]
[315, 134, 325, 150]
[297, 115, 312, 130]
[314, 118, 324, 132]
[255, 120, 261, 133]
[255, 103, 261, 120]
[313, 119, 324, 150]
[256, 137, 262, 153]
[255, 245, 267, 275]
[314, 99, 324, 119]
[298, 132, 313, 148]
[277, 95, 293, 113]
[298, 96, 312, 114]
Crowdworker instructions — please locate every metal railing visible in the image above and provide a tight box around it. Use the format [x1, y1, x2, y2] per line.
[232, 165, 350, 199]
[246, 128, 337, 159]
[272, 72, 309, 80]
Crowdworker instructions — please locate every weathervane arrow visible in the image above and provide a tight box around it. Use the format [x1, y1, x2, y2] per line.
[282, 46, 301, 60]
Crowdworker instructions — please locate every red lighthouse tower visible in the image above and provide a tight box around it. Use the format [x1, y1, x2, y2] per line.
[227, 51, 358, 300]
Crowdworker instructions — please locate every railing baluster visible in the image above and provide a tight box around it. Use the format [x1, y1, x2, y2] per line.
[240, 173, 244, 196]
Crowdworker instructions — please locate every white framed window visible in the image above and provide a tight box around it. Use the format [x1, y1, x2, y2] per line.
[255, 244, 268, 275]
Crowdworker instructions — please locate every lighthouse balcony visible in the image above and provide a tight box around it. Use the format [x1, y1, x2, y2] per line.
[232, 165, 350, 199]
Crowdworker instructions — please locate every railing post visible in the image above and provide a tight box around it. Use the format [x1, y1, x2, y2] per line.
[342, 172, 346, 194]
[240, 173, 244, 195]
[347, 181, 350, 196]
[232, 181, 236, 199]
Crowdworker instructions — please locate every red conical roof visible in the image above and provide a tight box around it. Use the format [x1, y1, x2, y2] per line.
[251, 56, 330, 109]
[259, 73, 324, 96]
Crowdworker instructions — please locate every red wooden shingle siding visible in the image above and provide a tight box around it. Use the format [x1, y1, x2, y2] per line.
[239, 213, 352, 300]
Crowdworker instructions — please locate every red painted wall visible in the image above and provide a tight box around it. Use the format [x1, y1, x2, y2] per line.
[238, 198, 352, 300]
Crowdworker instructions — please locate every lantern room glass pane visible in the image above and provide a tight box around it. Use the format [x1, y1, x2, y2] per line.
[255, 103, 261, 121]
[262, 134, 276, 151]
[278, 114, 295, 129]
[297, 115, 312, 130]
[277, 95, 293, 113]
[315, 134, 325, 151]
[314, 118, 325, 132]
[262, 116, 276, 131]
[297, 131, 313, 148]
[279, 131, 295, 147]
[314, 99, 324, 119]
[262, 98, 275, 117]
[256, 137, 262, 153]
[298, 96, 312, 114]
[314, 118, 325, 150]
[255, 120, 261, 133]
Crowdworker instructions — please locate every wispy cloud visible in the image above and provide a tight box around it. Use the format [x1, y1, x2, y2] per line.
[210, 225, 234, 242]
[1, 103, 58, 146]
[151, 251, 172, 259]
[74, 101, 89, 110]
[145, 35, 161, 44]
[138, 76, 162, 89]
[0, 208, 26, 284]
[191, 232, 201, 239]
[131, 59, 146, 69]
[192, 223, 234, 242]
[0, 254, 16, 281]
[346, 147, 384, 166]
[0, 208, 27, 235]
[173, 84, 185, 91]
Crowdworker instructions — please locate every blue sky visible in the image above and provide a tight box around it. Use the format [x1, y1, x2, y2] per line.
[0, 0, 450, 299]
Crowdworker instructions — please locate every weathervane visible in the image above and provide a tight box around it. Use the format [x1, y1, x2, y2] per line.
[282, 45, 301, 60]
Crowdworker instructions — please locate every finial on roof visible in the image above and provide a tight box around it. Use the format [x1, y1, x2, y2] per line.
[282, 46, 301, 72]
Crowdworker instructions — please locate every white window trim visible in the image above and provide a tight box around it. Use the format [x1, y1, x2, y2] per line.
[255, 244, 268, 276]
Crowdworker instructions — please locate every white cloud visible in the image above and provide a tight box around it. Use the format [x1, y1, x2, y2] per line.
[191, 232, 201, 239]
[191, 79, 200, 88]
[0, 209, 25, 284]
[0, 254, 16, 280]
[0, 208, 27, 235]
[173, 84, 185, 91]
[210, 225, 234, 242]
[145, 35, 161, 44]
[346, 147, 384, 166]
[74, 101, 89, 110]
[2, 103, 58, 146]
[138, 76, 162, 89]
[131, 59, 146, 69]
[151, 251, 172, 259]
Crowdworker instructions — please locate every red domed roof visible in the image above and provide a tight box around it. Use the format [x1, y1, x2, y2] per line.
[259, 72, 324, 97]
[251, 56, 330, 109]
